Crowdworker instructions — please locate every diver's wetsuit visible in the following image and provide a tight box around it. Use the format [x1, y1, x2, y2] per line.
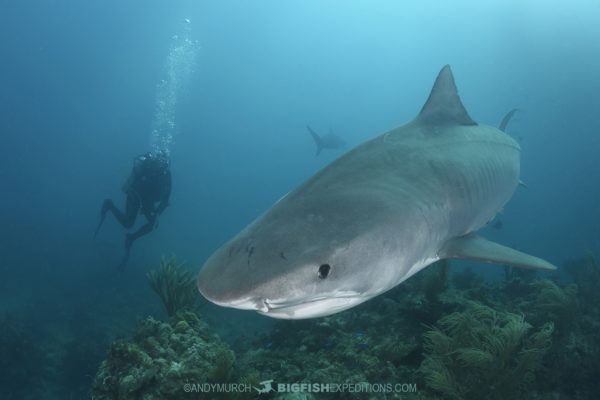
[95, 152, 171, 270]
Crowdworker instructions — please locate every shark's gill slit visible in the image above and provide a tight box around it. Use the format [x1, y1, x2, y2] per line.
[318, 264, 331, 279]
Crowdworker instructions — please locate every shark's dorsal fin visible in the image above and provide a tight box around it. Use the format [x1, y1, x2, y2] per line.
[417, 65, 477, 126]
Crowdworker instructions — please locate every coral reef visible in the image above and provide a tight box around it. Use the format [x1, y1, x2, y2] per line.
[526, 279, 578, 337]
[147, 255, 206, 317]
[233, 313, 421, 400]
[90, 252, 600, 399]
[91, 311, 239, 400]
[421, 259, 449, 305]
[565, 252, 600, 314]
[539, 253, 600, 398]
[551, 321, 600, 397]
[420, 301, 554, 400]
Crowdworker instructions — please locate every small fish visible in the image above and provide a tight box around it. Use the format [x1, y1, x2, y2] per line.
[359, 343, 368, 348]
[325, 342, 333, 347]
[354, 332, 364, 337]
[266, 342, 273, 348]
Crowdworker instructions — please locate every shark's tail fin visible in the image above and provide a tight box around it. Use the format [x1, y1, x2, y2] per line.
[499, 108, 519, 132]
[307, 126, 323, 156]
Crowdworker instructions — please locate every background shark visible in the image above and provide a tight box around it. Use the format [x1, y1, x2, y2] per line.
[197, 65, 556, 319]
[307, 125, 346, 156]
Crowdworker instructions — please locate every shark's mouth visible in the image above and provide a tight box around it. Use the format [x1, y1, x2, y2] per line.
[216, 292, 365, 320]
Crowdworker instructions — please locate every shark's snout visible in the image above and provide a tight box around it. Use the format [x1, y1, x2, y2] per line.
[197, 255, 364, 319]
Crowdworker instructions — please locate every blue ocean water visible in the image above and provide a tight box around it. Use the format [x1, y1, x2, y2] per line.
[1, 1, 599, 398]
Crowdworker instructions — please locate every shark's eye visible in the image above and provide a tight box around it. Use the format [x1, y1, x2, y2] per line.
[318, 264, 331, 279]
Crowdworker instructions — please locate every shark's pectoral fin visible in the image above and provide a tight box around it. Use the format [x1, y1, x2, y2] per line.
[439, 233, 557, 271]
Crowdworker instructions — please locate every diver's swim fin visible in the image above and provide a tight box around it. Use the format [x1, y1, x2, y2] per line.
[116, 250, 129, 271]
[116, 233, 134, 271]
[94, 199, 112, 239]
[93, 213, 106, 239]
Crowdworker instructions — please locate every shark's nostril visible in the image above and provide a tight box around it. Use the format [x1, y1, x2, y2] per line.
[318, 264, 331, 279]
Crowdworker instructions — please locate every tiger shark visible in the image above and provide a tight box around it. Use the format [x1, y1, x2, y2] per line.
[197, 65, 556, 319]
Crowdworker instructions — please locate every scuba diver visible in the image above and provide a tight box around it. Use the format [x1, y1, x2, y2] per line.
[94, 151, 171, 270]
